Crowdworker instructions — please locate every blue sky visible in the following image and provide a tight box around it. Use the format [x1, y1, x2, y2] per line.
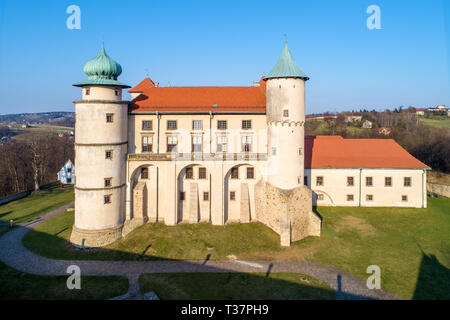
[0, 0, 448, 115]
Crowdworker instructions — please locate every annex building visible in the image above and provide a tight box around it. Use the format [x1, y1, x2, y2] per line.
[70, 43, 429, 247]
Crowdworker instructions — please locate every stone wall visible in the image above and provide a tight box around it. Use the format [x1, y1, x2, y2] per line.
[427, 183, 450, 198]
[255, 180, 321, 245]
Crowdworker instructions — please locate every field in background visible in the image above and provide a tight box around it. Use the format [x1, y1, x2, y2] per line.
[419, 118, 450, 129]
[10, 124, 73, 141]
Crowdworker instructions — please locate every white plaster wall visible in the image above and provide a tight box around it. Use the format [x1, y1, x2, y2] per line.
[82, 85, 123, 101]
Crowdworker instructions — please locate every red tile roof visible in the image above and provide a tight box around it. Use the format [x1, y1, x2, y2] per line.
[128, 76, 266, 113]
[305, 136, 430, 169]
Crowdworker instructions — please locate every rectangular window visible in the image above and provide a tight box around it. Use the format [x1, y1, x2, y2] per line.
[104, 194, 111, 204]
[316, 176, 323, 186]
[402, 195, 408, 202]
[304, 176, 308, 186]
[272, 147, 277, 156]
[347, 176, 354, 186]
[198, 167, 206, 179]
[192, 120, 203, 130]
[141, 167, 149, 179]
[241, 135, 252, 152]
[246, 167, 254, 179]
[142, 120, 153, 130]
[192, 136, 202, 152]
[217, 120, 227, 130]
[167, 120, 177, 130]
[185, 167, 193, 179]
[366, 194, 373, 201]
[104, 178, 112, 187]
[217, 135, 227, 152]
[67, 178, 72, 183]
[180, 192, 185, 201]
[242, 120, 252, 130]
[67, 168, 72, 173]
[230, 191, 236, 201]
[404, 177, 411, 187]
[231, 167, 239, 179]
[203, 192, 209, 201]
[167, 136, 178, 152]
[114, 90, 119, 96]
[106, 113, 114, 123]
[105, 150, 113, 159]
[283, 109, 289, 117]
[347, 194, 354, 201]
[142, 136, 153, 152]
[317, 194, 324, 200]
[366, 177, 373, 187]
[385, 177, 392, 187]
[85, 88, 90, 95]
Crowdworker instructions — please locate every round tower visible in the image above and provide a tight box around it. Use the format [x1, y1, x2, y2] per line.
[264, 42, 309, 190]
[70, 44, 130, 247]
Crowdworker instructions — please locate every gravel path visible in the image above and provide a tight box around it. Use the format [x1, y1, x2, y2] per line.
[0, 202, 400, 300]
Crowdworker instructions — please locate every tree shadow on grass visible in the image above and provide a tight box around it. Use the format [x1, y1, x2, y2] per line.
[412, 252, 450, 300]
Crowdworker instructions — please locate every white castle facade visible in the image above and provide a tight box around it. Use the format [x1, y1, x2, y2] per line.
[70, 43, 429, 247]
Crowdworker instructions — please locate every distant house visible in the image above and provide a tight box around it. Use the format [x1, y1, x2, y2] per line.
[57, 160, 75, 184]
[415, 109, 425, 116]
[361, 120, 373, 128]
[377, 127, 391, 136]
[345, 115, 362, 123]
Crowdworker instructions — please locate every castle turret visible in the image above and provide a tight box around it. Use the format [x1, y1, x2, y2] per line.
[264, 42, 309, 190]
[70, 44, 130, 247]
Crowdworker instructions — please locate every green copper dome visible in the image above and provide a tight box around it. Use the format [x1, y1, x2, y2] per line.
[73, 44, 130, 88]
[264, 43, 309, 81]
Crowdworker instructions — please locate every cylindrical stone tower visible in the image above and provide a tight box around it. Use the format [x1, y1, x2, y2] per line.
[70, 44, 130, 247]
[265, 43, 309, 190]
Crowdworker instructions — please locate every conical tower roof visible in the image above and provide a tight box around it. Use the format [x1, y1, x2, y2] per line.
[73, 43, 130, 88]
[264, 43, 309, 81]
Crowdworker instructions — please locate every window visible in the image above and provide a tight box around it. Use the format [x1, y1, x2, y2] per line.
[298, 148, 302, 156]
[142, 136, 152, 152]
[167, 136, 178, 152]
[230, 191, 236, 201]
[106, 113, 114, 123]
[283, 109, 289, 117]
[385, 177, 392, 187]
[217, 135, 227, 152]
[347, 177, 354, 186]
[366, 177, 373, 187]
[167, 120, 177, 130]
[180, 192, 185, 201]
[404, 177, 411, 187]
[67, 168, 72, 173]
[115, 90, 119, 96]
[105, 150, 113, 159]
[85, 88, 90, 95]
[366, 194, 373, 201]
[141, 167, 149, 179]
[217, 120, 227, 130]
[104, 178, 112, 187]
[198, 167, 206, 179]
[402, 195, 408, 202]
[317, 194, 324, 200]
[142, 121, 153, 130]
[316, 176, 323, 186]
[192, 136, 202, 152]
[104, 195, 111, 204]
[304, 176, 308, 186]
[67, 178, 72, 183]
[185, 167, 193, 179]
[347, 194, 354, 201]
[242, 120, 252, 130]
[246, 167, 254, 179]
[241, 135, 252, 152]
[231, 167, 239, 179]
[203, 192, 209, 201]
[192, 120, 203, 130]
[272, 147, 277, 156]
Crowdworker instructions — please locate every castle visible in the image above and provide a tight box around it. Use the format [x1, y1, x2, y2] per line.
[70, 43, 429, 247]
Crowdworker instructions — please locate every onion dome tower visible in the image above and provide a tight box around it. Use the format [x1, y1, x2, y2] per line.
[264, 42, 309, 189]
[70, 44, 130, 247]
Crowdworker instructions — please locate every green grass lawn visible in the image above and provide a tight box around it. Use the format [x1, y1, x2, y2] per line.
[139, 273, 335, 300]
[419, 117, 450, 129]
[0, 185, 74, 224]
[11, 124, 73, 141]
[23, 197, 450, 299]
[0, 261, 128, 300]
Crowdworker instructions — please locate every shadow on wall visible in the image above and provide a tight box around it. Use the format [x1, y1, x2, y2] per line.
[412, 252, 450, 300]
